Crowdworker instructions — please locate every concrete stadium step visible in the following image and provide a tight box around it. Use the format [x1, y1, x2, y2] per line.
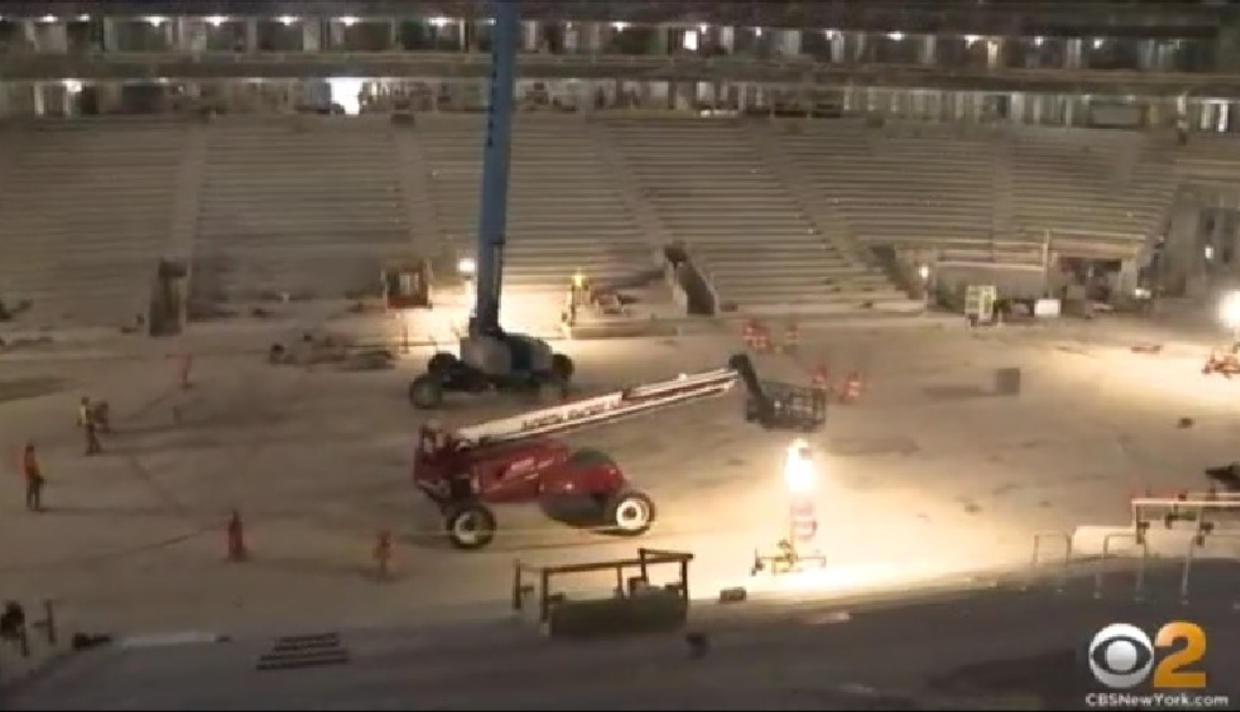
[701, 261, 858, 276]
[721, 287, 916, 305]
[690, 247, 841, 259]
[505, 251, 652, 265]
[713, 279, 899, 297]
[710, 271, 890, 287]
[651, 204, 805, 215]
[504, 267, 647, 287]
[438, 224, 642, 237]
[504, 238, 651, 251]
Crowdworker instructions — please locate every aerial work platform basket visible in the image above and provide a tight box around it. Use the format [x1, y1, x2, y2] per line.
[728, 354, 826, 432]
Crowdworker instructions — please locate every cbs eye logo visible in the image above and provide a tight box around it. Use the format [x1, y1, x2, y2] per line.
[1088, 622, 1208, 690]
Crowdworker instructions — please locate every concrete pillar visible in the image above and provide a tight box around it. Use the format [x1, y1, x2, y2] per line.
[246, 18, 259, 52]
[327, 20, 347, 49]
[564, 22, 580, 52]
[651, 25, 668, 54]
[828, 32, 848, 62]
[458, 20, 467, 52]
[720, 26, 735, 53]
[1010, 92, 1025, 123]
[178, 19, 208, 52]
[46, 22, 69, 52]
[61, 84, 75, 116]
[22, 21, 38, 51]
[1065, 38, 1082, 68]
[584, 22, 602, 52]
[920, 35, 936, 64]
[852, 31, 868, 62]
[1137, 39, 1156, 71]
[522, 20, 538, 51]
[674, 82, 692, 111]
[32, 82, 46, 117]
[102, 18, 119, 51]
[389, 19, 399, 50]
[987, 39, 1001, 69]
[779, 29, 800, 57]
[303, 21, 322, 51]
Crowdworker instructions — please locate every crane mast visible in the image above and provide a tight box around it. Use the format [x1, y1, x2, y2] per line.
[470, 0, 520, 338]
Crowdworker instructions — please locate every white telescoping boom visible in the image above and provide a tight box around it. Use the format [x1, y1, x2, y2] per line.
[456, 366, 740, 445]
[452, 352, 825, 445]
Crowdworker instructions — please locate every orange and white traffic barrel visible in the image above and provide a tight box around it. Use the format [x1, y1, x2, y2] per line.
[810, 362, 829, 391]
[754, 324, 772, 353]
[742, 320, 758, 348]
[839, 371, 863, 404]
[789, 496, 818, 545]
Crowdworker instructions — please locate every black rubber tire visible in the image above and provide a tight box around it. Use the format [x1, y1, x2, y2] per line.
[444, 502, 497, 550]
[409, 374, 444, 409]
[605, 490, 656, 536]
[427, 352, 457, 375]
[551, 353, 574, 382]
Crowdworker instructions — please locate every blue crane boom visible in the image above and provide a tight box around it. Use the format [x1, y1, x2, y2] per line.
[470, 0, 520, 337]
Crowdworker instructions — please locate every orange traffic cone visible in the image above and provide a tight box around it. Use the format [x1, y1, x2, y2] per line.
[753, 325, 772, 354]
[227, 509, 247, 562]
[742, 320, 758, 349]
[374, 529, 393, 580]
[839, 372, 863, 404]
[810, 362, 829, 392]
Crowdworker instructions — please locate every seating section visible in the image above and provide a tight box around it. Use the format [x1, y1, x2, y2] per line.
[771, 121, 1183, 264]
[194, 116, 410, 303]
[0, 118, 185, 326]
[2, 114, 1238, 327]
[602, 118, 909, 314]
[1008, 128, 1171, 254]
[411, 114, 651, 292]
[1175, 134, 1240, 186]
[780, 121, 999, 248]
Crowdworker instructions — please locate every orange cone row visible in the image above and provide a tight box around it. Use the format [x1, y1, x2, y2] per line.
[226, 511, 395, 581]
[838, 371, 863, 405]
[743, 319, 802, 355]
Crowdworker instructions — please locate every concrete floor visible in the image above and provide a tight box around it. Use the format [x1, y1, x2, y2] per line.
[2, 309, 1239, 642]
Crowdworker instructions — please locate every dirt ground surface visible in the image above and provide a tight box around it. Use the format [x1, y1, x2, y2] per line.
[2, 308, 1239, 640]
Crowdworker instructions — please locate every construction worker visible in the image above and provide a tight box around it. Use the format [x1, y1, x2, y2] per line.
[84, 408, 103, 456]
[77, 396, 91, 428]
[22, 442, 44, 512]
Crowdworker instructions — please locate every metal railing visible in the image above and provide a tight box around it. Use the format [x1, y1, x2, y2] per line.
[1028, 530, 1072, 593]
[512, 548, 693, 624]
[1179, 533, 1240, 603]
[1093, 531, 1149, 602]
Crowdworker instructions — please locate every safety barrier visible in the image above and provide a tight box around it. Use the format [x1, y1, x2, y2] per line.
[1130, 494, 1240, 540]
[1027, 531, 1072, 592]
[1178, 533, 1240, 604]
[1092, 532, 1149, 601]
[512, 548, 692, 637]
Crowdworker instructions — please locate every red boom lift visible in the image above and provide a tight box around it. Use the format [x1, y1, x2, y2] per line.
[413, 353, 826, 549]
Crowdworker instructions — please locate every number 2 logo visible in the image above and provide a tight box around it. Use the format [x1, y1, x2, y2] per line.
[1152, 622, 1207, 689]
